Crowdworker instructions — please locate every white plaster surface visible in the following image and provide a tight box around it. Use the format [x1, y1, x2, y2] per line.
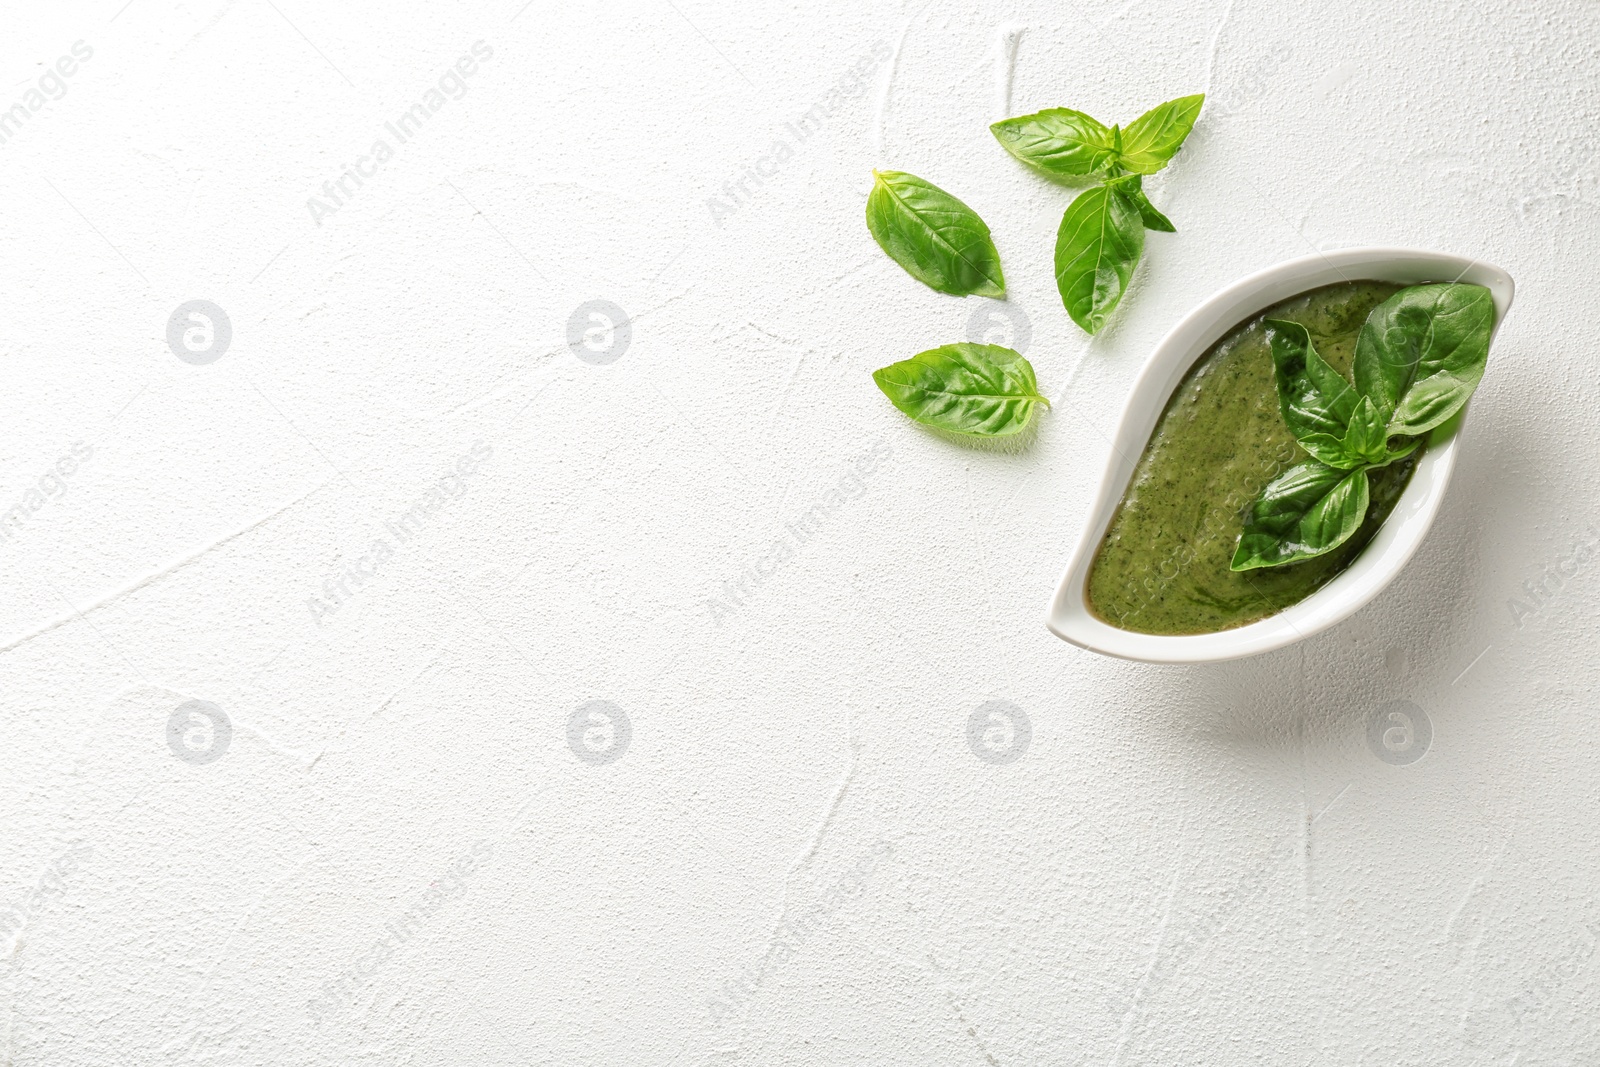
[1, 0, 1597, 1062]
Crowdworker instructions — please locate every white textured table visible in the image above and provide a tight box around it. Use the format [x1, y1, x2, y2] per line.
[2, 1, 1595, 1062]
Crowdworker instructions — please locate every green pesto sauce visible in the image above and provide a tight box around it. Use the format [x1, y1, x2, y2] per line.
[1086, 280, 1423, 636]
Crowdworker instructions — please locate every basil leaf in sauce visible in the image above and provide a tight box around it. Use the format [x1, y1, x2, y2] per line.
[1230, 462, 1371, 571]
[1377, 434, 1424, 467]
[1264, 318, 1360, 463]
[989, 108, 1119, 181]
[1298, 396, 1390, 470]
[872, 343, 1048, 436]
[1352, 282, 1494, 435]
[1117, 94, 1206, 175]
[866, 170, 1006, 298]
[1341, 396, 1390, 466]
[1230, 282, 1498, 571]
[1055, 175, 1145, 334]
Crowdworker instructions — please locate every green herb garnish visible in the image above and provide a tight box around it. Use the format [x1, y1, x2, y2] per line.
[1054, 174, 1146, 335]
[1230, 283, 1494, 571]
[872, 343, 1047, 437]
[1353, 282, 1497, 436]
[863, 95, 1204, 436]
[993, 93, 1203, 334]
[865, 170, 1005, 298]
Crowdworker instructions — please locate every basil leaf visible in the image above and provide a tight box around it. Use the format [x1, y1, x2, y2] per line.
[1340, 396, 1389, 466]
[1055, 176, 1145, 334]
[1377, 434, 1423, 467]
[1293, 432, 1352, 467]
[989, 108, 1119, 180]
[1352, 282, 1494, 435]
[1107, 172, 1175, 232]
[1127, 182, 1175, 232]
[872, 343, 1048, 437]
[1300, 422, 1419, 472]
[866, 170, 1006, 298]
[1230, 462, 1371, 571]
[1265, 318, 1359, 461]
[1117, 94, 1205, 175]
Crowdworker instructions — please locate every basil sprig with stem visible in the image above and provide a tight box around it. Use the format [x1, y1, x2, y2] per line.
[993, 94, 1203, 334]
[1230, 285, 1494, 571]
